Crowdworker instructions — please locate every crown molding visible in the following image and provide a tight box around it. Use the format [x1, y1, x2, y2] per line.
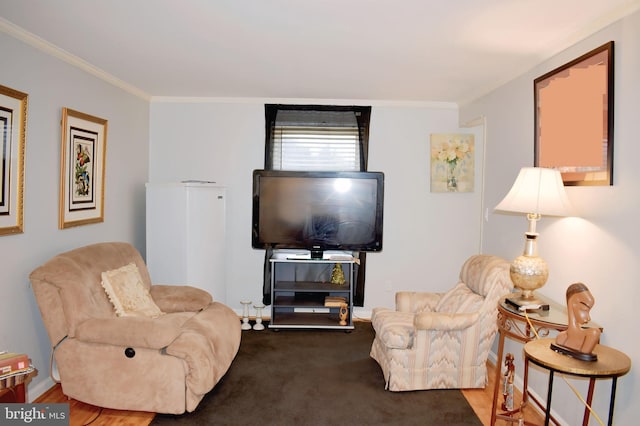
[1, 17, 457, 108]
[150, 96, 458, 109]
[0, 17, 150, 101]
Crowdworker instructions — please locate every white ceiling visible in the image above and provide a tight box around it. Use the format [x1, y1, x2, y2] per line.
[2, 0, 640, 103]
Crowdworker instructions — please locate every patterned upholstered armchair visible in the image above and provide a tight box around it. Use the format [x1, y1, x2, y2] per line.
[370, 254, 512, 391]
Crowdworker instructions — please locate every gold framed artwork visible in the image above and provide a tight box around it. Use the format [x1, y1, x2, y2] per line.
[59, 108, 107, 229]
[534, 41, 614, 186]
[0, 84, 28, 236]
[430, 133, 474, 192]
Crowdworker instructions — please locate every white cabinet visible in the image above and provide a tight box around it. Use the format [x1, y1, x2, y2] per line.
[146, 182, 226, 304]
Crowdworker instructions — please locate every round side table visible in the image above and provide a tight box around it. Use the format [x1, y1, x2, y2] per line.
[524, 338, 631, 426]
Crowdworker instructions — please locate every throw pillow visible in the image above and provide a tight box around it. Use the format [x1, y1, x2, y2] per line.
[101, 263, 164, 318]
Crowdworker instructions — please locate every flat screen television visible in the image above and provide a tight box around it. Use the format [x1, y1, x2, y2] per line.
[252, 170, 384, 257]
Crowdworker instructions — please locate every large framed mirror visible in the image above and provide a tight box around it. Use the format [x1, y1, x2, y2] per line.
[534, 41, 614, 186]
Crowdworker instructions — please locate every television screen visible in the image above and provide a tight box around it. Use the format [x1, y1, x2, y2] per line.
[252, 170, 384, 255]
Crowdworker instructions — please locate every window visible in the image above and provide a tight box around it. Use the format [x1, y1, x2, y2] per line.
[265, 104, 371, 172]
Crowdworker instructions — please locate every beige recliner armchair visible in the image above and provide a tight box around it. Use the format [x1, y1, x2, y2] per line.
[29, 242, 241, 414]
[370, 254, 512, 391]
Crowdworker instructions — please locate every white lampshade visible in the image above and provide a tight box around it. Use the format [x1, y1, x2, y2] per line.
[495, 167, 573, 217]
[495, 167, 574, 306]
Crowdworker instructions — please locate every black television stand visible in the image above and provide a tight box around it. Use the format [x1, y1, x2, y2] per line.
[269, 250, 355, 331]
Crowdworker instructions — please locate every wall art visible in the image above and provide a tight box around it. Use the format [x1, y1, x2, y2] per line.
[59, 108, 107, 228]
[534, 41, 614, 186]
[430, 133, 474, 193]
[0, 84, 28, 236]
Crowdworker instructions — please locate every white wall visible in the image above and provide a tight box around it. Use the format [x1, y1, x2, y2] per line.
[149, 100, 485, 317]
[0, 33, 150, 399]
[461, 9, 640, 426]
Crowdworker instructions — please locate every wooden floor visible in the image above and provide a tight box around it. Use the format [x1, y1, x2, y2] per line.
[34, 384, 155, 426]
[462, 360, 545, 425]
[35, 360, 544, 426]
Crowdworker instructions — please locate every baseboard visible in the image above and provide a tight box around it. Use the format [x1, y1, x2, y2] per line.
[28, 376, 55, 403]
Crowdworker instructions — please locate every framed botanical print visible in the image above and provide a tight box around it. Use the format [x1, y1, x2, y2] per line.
[59, 108, 107, 228]
[0, 84, 28, 236]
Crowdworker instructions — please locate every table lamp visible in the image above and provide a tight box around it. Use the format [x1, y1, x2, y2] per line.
[495, 167, 573, 309]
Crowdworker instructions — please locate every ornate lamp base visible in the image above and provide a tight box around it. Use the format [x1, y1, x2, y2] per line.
[508, 232, 549, 311]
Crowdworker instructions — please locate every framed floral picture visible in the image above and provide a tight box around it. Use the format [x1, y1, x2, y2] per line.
[59, 108, 107, 228]
[430, 133, 474, 192]
[0, 84, 28, 236]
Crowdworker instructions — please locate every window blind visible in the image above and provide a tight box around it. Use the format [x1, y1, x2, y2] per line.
[270, 125, 361, 171]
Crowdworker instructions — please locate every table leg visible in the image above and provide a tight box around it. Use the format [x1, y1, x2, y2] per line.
[545, 370, 554, 426]
[582, 378, 595, 426]
[523, 355, 530, 405]
[608, 377, 618, 426]
[491, 331, 506, 425]
[16, 383, 26, 403]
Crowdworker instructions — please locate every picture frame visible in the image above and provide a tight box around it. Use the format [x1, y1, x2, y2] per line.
[534, 41, 614, 186]
[0, 84, 28, 236]
[430, 133, 474, 193]
[59, 108, 107, 228]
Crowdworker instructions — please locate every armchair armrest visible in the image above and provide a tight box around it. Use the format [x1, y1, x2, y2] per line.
[74, 314, 190, 349]
[150, 285, 212, 313]
[396, 291, 442, 313]
[414, 311, 480, 331]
